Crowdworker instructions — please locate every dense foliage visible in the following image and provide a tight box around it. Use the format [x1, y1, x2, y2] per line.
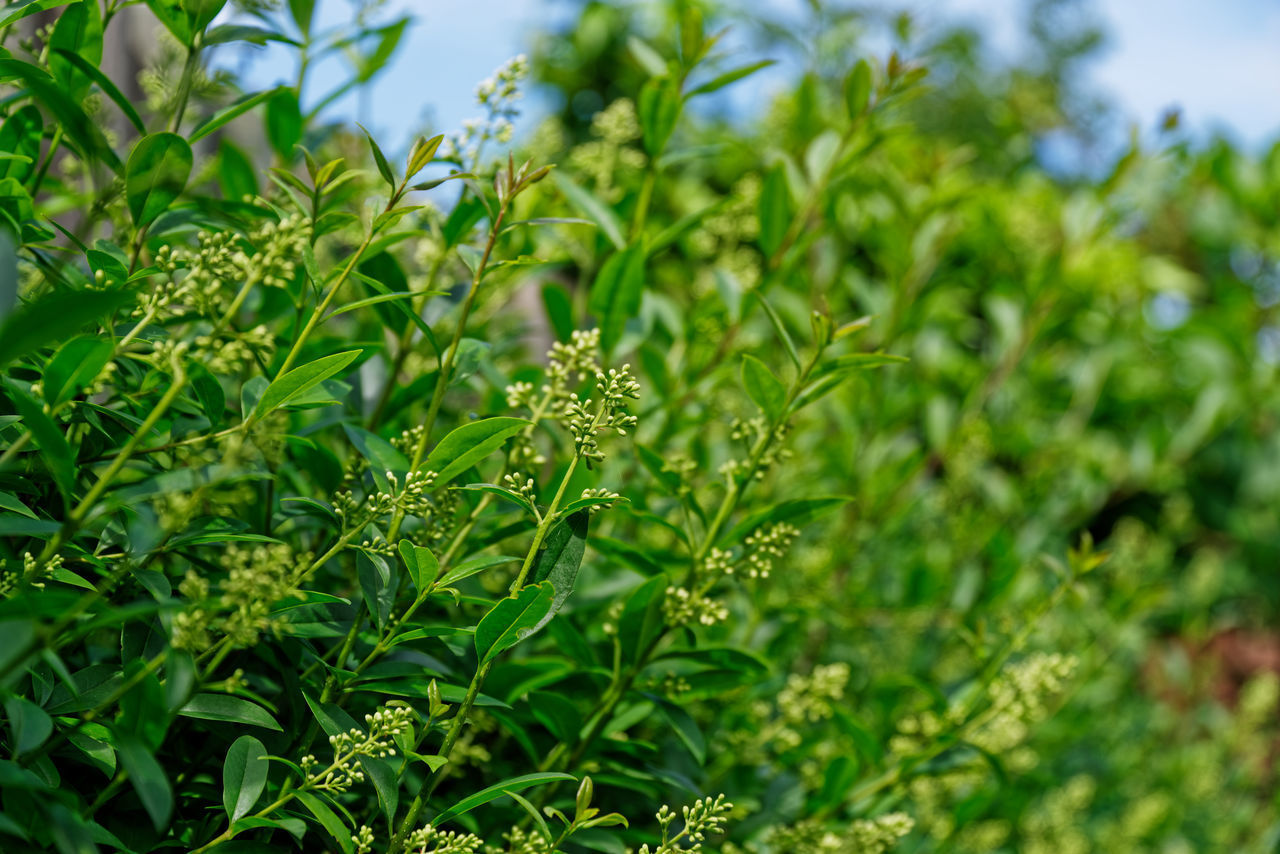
[1, 1, 1278, 853]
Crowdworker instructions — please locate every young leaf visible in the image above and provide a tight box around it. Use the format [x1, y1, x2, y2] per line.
[252, 350, 361, 419]
[125, 133, 193, 228]
[222, 735, 268, 823]
[741, 354, 786, 421]
[435, 554, 521, 589]
[433, 772, 575, 826]
[358, 123, 396, 190]
[423, 416, 529, 487]
[475, 581, 556, 664]
[266, 89, 304, 160]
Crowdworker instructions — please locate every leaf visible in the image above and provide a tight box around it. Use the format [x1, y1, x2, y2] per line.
[721, 495, 852, 546]
[189, 361, 226, 426]
[357, 550, 394, 631]
[844, 59, 873, 117]
[50, 49, 142, 134]
[804, 130, 842, 182]
[654, 696, 705, 764]
[741, 354, 786, 421]
[758, 162, 790, 258]
[266, 89, 303, 160]
[43, 335, 113, 408]
[432, 772, 575, 826]
[6, 381, 75, 502]
[47, 2, 102, 98]
[530, 511, 589, 633]
[253, 350, 361, 419]
[126, 133, 193, 228]
[458, 483, 537, 516]
[0, 284, 131, 373]
[189, 88, 280, 143]
[637, 76, 682, 158]
[295, 791, 353, 854]
[627, 35, 668, 76]
[223, 736, 268, 823]
[435, 554, 521, 589]
[0, 59, 121, 172]
[3, 696, 52, 756]
[813, 352, 909, 377]
[115, 734, 172, 831]
[589, 244, 646, 357]
[423, 416, 529, 487]
[177, 694, 284, 731]
[753, 290, 801, 370]
[0, 0, 73, 29]
[685, 59, 775, 98]
[551, 172, 625, 250]
[359, 123, 395, 190]
[618, 574, 668, 666]
[474, 581, 556, 664]
[398, 540, 439, 593]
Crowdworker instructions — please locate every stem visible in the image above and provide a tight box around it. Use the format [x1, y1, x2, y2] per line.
[276, 229, 375, 378]
[387, 202, 509, 542]
[168, 41, 202, 134]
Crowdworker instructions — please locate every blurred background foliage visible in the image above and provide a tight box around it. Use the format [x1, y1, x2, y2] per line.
[518, 0, 1280, 849]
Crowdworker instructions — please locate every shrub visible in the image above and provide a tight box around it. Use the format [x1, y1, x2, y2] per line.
[1, 2, 1278, 853]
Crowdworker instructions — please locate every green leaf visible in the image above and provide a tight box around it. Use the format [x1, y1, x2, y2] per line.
[253, 350, 361, 419]
[43, 335, 113, 408]
[48, 1, 102, 99]
[50, 49, 144, 135]
[618, 574, 668, 666]
[435, 554, 521, 589]
[295, 791, 353, 854]
[287, 0, 316, 36]
[844, 58, 873, 117]
[219, 140, 258, 201]
[531, 510, 589, 632]
[741, 354, 786, 421]
[0, 283, 128, 369]
[266, 89, 303, 160]
[3, 696, 52, 756]
[475, 581, 556, 664]
[223, 735, 268, 823]
[359, 123, 395, 190]
[0, 58, 120, 172]
[0, 105, 43, 182]
[398, 540, 439, 593]
[177, 694, 284, 731]
[433, 772, 575, 826]
[189, 361, 226, 426]
[0, 0, 73, 29]
[753, 290, 801, 371]
[758, 162, 790, 258]
[637, 76, 682, 157]
[551, 172, 625, 250]
[423, 416, 529, 487]
[126, 133, 193, 228]
[189, 88, 280, 144]
[6, 381, 76, 502]
[654, 696, 705, 764]
[115, 734, 172, 831]
[685, 59, 775, 98]
[589, 244, 646, 357]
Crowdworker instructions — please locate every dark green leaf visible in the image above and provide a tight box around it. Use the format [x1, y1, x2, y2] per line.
[589, 244, 646, 357]
[433, 772, 575, 826]
[253, 350, 361, 419]
[423, 416, 529, 487]
[266, 89, 303, 160]
[223, 735, 268, 823]
[3, 696, 52, 756]
[177, 694, 284, 731]
[115, 734, 172, 830]
[741, 354, 786, 421]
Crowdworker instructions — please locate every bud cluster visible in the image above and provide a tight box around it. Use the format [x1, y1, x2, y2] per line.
[300, 705, 414, 794]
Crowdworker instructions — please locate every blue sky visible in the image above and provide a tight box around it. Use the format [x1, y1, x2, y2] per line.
[226, 0, 1280, 155]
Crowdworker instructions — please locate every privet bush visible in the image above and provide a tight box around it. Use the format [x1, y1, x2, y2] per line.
[2, 1, 1279, 853]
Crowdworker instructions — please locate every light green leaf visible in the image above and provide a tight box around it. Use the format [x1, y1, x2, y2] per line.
[474, 581, 556, 664]
[423, 416, 529, 487]
[253, 350, 361, 419]
[398, 540, 439, 593]
[551, 172, 625, 250]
